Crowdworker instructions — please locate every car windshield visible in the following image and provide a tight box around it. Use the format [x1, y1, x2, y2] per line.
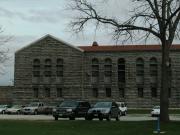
[60, 101, 78, 107]
[28, 103, 39, 107]
[154, 106, 160, 109]
[94, 102, 112, 108]
[0, 105, 6, 108]
[12, 105, 21, 108]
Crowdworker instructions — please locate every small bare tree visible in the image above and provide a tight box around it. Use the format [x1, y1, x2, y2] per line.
[0, 29, 10, 75]
[69, 0, 180, 122]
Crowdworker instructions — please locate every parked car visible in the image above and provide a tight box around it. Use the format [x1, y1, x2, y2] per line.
[5, 105, 24, 114]
[86, 101, 120, 121]
[0, 105, 9, 114]
[151, 106, 160, 117]
[22, 102, 46, 115]
[116, 102, 127, 116]
[53, 100, 91, 120]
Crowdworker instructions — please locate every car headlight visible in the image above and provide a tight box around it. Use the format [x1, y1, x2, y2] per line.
[66, 109, 73, 112]
[53, 108, 57, 112]
[88, 109, 92, 113]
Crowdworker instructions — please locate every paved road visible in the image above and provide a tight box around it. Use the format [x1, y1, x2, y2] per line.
[0, 114, 180, 121]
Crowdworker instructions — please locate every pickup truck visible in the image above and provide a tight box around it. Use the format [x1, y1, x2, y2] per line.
[116, 102, 127, 116]
[22, 102, 53, 115]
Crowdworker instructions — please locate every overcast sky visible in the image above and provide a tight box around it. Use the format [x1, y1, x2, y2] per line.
[0, 0, 179, 85]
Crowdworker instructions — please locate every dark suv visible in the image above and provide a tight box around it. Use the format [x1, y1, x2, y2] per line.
[86, 101, 120, 121]
[53, 100, 91, 120]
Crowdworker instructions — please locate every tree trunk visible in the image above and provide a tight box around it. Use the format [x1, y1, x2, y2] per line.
[160, 40, 170, 122]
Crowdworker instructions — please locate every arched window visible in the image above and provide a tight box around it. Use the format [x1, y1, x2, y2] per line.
[56, 59, 63, 77]
[44, 59, 52, 77]
[92, 58, 99, 77]
[33, 59, 40, 77]
[118, 58, 125, 83]
[104, 58, 112, 77]
[150, 58, 158, 77]
[136, 58, 144, 84]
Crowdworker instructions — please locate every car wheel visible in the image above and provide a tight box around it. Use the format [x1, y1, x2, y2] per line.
[34, 110, 38, 115]
[119, 111, 122, 116]
[116, 113, 120, 121]
[99, 117, 103, 121]
[69, 117, 75, 120]
[2, 110, 5, 114]
[54, 116, 58, 121]
[17, 110, 21, 115]
[106, 114, 111, 121]
[85, 116, 92, 120]
[124, 111, 127, 116]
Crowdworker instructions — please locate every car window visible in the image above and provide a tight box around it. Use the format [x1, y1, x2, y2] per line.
[94, 102, 112, 108]
[60, 101, 78, 107]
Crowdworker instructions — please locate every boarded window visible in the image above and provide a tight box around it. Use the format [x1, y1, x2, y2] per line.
[33, 87, 39, 98]
[118, 58, 125, 83]
[92, 88, 98, 98]
[92, 58, 99, 77]
[44, 59, 52, 77]
[33, 59, 40, 77]
[151, 87, 157, 98]
[137, 87, 143, 98]
[57, 88, 62, 97]
[56, 59, 63, 77]
[106, 88, 111, 97]
[119, 88, 125, 98]
[136, 58, 144, 84]
[45, 87, 50, 98]
[104, 58, 112, 77]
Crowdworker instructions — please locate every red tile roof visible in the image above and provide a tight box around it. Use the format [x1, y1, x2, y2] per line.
[78, 44, 180, 52]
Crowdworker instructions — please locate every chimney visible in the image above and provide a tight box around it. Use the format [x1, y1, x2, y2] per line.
[92, 41, 98, 46]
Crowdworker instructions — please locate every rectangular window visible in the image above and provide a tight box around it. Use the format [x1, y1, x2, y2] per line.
[44, 71, 52, 77]
[119, 88, 125, 98]
[57, 88, 62, 97]
[56, 65, 63, 77]
[138, 87, 143, 98]
[33, 88, 39, 98]
[151, 87, 157, 97]
[106, 88, 111, 97]
[33, 71, 40, 77]
[92, 88, 98, 98]
[45, 87, 50, 98]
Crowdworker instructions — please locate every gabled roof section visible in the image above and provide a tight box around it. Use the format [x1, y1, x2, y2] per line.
[79, 44, 180, 52]
[16, 34, 84, 54]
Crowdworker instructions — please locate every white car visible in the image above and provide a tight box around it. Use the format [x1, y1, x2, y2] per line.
[0, 105, 8, 114]
[151, 106, 160, 117]
[5, 105, 24, 114]
[116, 102, 127, 116]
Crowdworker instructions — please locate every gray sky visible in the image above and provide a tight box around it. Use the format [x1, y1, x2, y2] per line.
[0, 0, 179, 85]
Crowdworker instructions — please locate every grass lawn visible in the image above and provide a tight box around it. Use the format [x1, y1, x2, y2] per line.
[0, 120, 180, 135]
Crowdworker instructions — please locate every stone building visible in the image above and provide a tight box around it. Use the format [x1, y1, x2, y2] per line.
[14, 34, 180, 108]
[0, 86, 13, 104]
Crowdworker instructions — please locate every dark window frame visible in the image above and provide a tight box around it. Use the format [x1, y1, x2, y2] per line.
[92, 88, 98, 98]
[33, 59, 40, 77]
[92, 58, 99, 77]
[118, 58, 126, 83]
[33, 87, 39, 98]
[45, 87, 50, 98]
[106, 88, 111, 97]
[137, 87, 144, 98]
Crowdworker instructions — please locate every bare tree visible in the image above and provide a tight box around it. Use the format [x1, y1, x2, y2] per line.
[0, 29, 10, 75]
[69, 0, 180, 122]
